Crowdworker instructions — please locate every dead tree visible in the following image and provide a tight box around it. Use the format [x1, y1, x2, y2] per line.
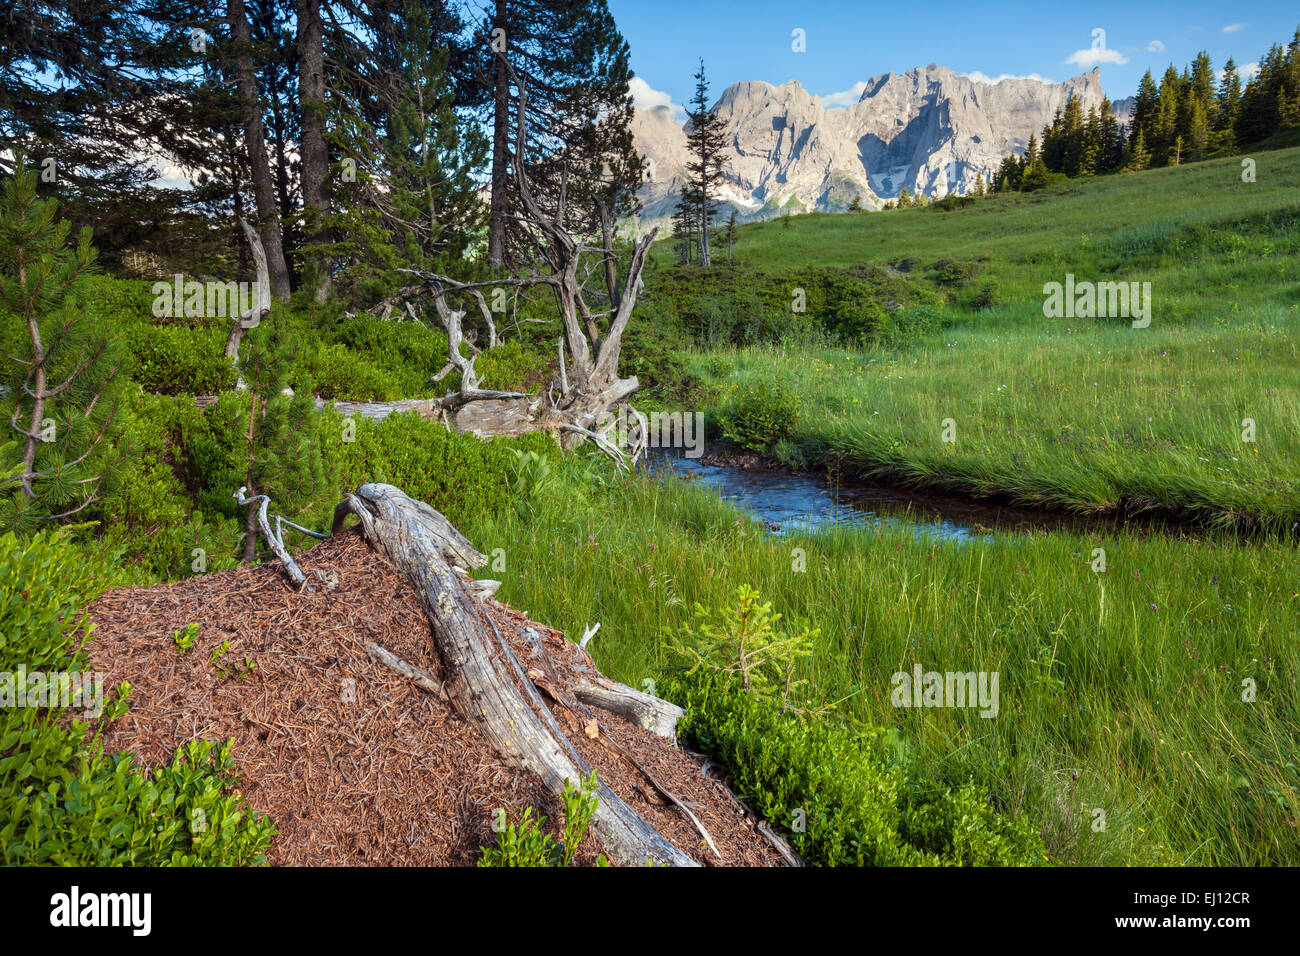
[333, 483, 695, 866]
[362, 59, 657, 467]
[223, 218, 273, 387]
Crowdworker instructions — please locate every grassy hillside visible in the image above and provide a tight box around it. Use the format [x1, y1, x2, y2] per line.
[471, 149, 1300, 867]
[663, 147, 1300, 529]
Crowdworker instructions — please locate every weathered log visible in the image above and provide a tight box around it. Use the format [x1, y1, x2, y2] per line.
[334, 483, 696, 867]
[573, 680, 685, 740]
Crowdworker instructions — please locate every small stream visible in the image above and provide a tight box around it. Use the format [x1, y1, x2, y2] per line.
[643, 452, 1100, 542]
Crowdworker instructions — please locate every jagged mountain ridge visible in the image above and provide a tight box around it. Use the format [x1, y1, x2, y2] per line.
[632, 64, 1113, 223]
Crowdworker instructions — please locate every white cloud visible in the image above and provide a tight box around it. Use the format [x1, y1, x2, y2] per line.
[629, 77, 686, 122]
[962, 71, 1056, 85]
[823, 81, 870, 108]
[1223, 23, 1246, 34]
[1146, 40, 1166, 53]
[1066, 47, 1130, 66]
[1216, 61, 1260, 81]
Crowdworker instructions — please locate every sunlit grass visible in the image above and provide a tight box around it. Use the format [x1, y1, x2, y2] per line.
[467, 466, 1300, 866]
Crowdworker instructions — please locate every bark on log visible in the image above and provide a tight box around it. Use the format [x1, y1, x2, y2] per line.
[573, 680, 685, 740]
[334, 483, 696, 867]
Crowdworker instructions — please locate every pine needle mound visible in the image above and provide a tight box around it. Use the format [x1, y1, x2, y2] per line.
[86, 529, 782, 866]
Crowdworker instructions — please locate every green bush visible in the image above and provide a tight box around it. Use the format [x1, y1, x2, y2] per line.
[304, 342, 404, 401]
[323, 411, 559, 532]
[93, 392, 242, 581]
[667, 671, 1051, 867]
[321, 316, 449, 394]
[477, 772, 606, 867]
[720, 378, 801, 452]
[124, 324, 234, 394]
[475, 340, 546, 392]
[0, 529, 274, 864]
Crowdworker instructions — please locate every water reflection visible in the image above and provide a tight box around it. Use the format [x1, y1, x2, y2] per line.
[642, 452, 982, 542]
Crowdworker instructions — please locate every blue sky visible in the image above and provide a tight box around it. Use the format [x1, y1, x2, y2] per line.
[608, 1, 1300, 116]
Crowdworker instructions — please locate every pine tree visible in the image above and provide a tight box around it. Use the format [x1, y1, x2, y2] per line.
[1124, 128, 1151, 171]
[848, 194, 862, 212]
[1152, 65, 1183, 164]
[0, 159, 126, 530]
[896, 186, 912, 208]
[1214, 58, 1243, 153]
[1189, 50, 1219, 131]
[722, 210, 738, 262]
[1282, 30, 1300, 128]
[1182, 93, 1210, 160]
[483, 0, 639, 267]
[1098, 98, 1123, 172]
[680, 59, 729, 266]
[1218, 58, 1244, 131]
[1076, 106, 1101, 175]
[235, 318, 332, 564]
[325, 2, 488, 302]
[1130, 71, 1159, 155]
[1041, 108, 1066, 172]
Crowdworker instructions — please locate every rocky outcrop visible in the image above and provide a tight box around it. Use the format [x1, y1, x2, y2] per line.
[633, 64, 1112, 222]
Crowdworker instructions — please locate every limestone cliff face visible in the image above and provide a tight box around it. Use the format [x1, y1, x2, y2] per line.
[632, 65, 1111, 223]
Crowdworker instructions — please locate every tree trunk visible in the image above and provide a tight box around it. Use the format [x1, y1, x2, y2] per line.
[487, 0, 511, 268]
[296, 0, 331, 302]
[333, 484, 697, 867]
[597, 200, 620, 311]
[225, 219, 271, 391]
[228, 0, 292, 300]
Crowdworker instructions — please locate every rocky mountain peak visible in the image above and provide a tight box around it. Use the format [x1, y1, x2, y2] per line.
[631, 63, 1113, 226]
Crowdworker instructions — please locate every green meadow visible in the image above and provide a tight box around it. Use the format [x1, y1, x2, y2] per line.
[673, 146, 1300, 530]
[468, 146, 1300, 865]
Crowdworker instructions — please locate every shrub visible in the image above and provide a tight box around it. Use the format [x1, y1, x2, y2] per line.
[475, 340, 547, 392]
[322, 411, 559, 532]
[969, 281, 999, 311]
[668, 670, 1051, 867]
[477, 772, 606, 867]
[304, 342, 403, 401]
[124, 324, 234, 394]
[0, 529, 274, 864]
[321, 317, 449, 394]
[720, 378, 801, 452]
[669, 585, 817, 708]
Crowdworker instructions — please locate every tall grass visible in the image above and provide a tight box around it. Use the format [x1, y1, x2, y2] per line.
[672, 147, 1300, 529]
[466, 464, 1299, 866]
[699, 308, 1300, 528]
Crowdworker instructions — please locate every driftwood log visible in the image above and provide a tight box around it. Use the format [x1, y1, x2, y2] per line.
[332, 483, 696, 866]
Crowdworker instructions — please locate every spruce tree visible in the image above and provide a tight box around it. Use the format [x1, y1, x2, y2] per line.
[680, 59, 729, 266]
[1218, 58, 1244, 136]
[235, 318, 331, 564]
[0, 159, 128, 531]
[1098, 98, 1123, 172]
[1124, 128, 1151, 171]
[1130, 71, 1159, 154]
